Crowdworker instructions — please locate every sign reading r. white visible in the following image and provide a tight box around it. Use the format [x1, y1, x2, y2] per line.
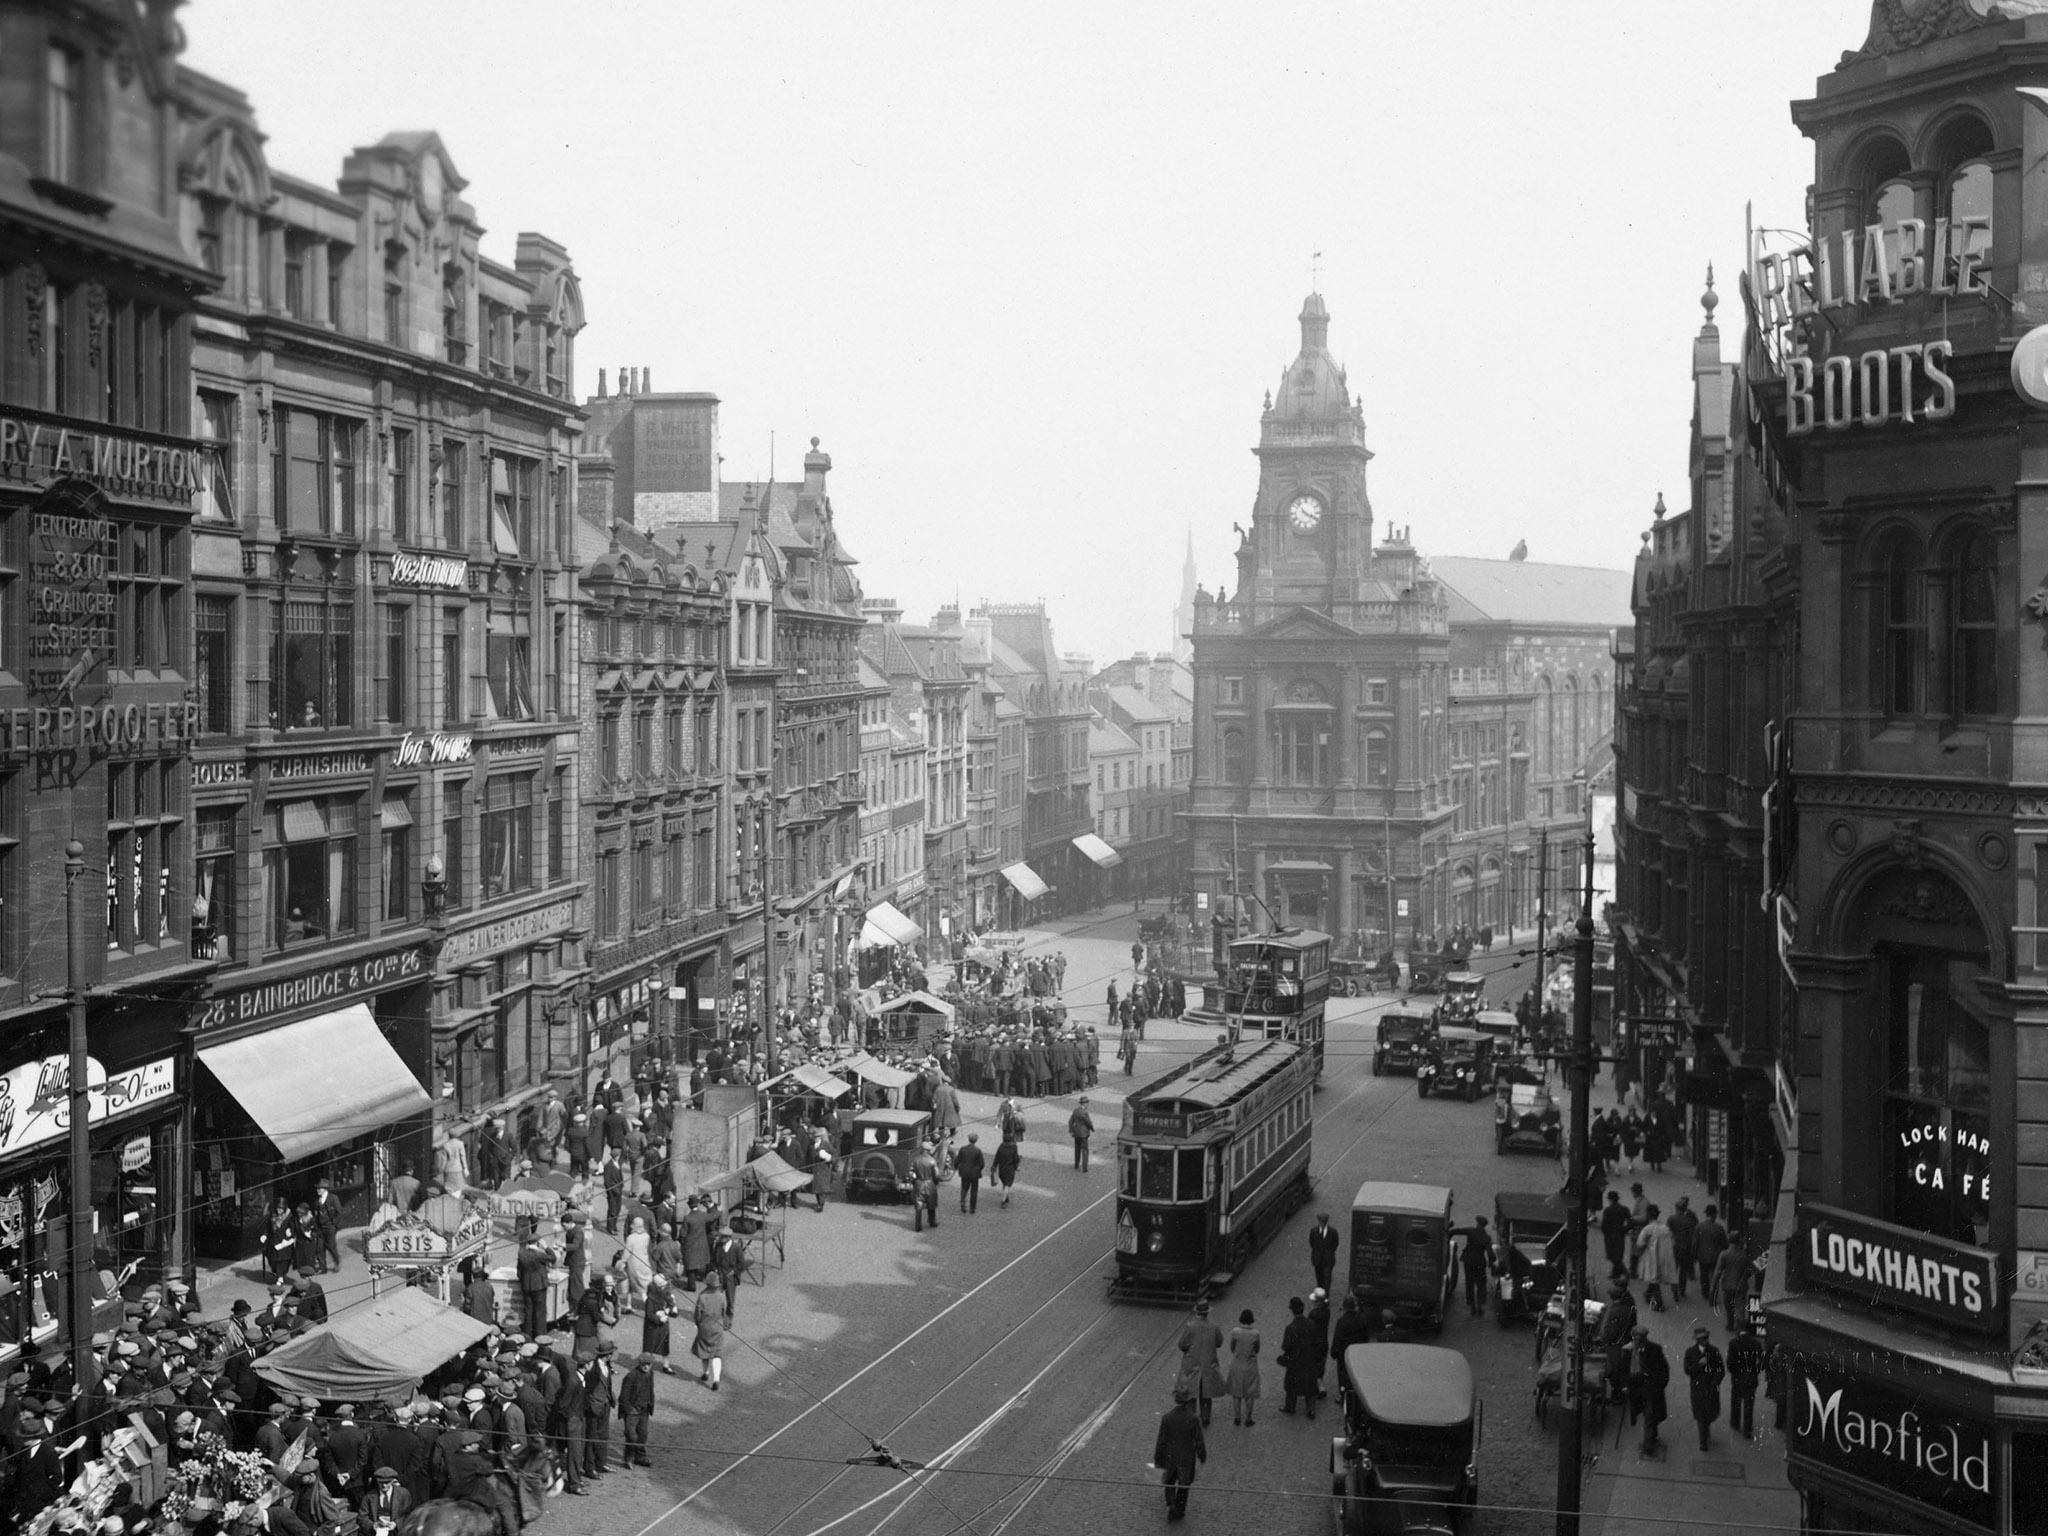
[1797, 1202, 2000, 1334]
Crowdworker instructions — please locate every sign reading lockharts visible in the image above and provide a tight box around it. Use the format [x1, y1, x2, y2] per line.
[1797, 1203, 2001, 1334]
[1791, 1358, 1994, 1531]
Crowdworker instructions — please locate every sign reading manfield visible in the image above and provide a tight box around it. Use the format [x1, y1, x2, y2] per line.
[1796, 1202, 2000, 1334]
[1791, 1358, 1994, 1531]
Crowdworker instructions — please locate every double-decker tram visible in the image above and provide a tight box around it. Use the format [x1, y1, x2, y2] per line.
[1222, 928, 1331, 1077]
[1108, 1037, 1316, 1304]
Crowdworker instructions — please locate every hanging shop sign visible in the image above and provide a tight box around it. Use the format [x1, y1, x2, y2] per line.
[1796, 1202, 2000, 1334]
[396, 733, 473, 767]
[1790, 1357, 1994, 1530]
[196, 945, 427, 1034]
[0, 1054, 176, 1161]
[365, 1205, 492, 1267]
[387, 553, 470, 591]
[0, 413, 206, 507]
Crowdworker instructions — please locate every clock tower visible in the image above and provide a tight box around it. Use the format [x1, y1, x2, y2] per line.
[1238, 292, 1379, 617]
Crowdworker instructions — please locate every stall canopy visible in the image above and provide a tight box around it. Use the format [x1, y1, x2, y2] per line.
[999, 862, 1049, 901]
[766, 1063, 852, 1101]
[253, 1287, 492, 1404]
[860, 901, 924, 949]
[872, 991, 956, 1024]
[841, 1052, 917, 1090]
[198, 1003, 433, 1162]
[697, 1149, 814, 1196]
[1073, 832, 1123, 869]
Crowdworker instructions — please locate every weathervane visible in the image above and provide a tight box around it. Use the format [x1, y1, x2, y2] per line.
[1311, 249, 1322, 291]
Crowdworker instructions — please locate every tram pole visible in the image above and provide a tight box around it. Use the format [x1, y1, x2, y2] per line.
[1555, 823, 1597, 1536]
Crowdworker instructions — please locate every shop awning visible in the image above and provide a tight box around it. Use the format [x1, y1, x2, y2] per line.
[860, 900, 924, 948]
[1073, 833, 1123, 868]
[1000, 862, 1048, 901]
[842, 1053, 917, 1090]
[765, 1063, 851, 1101]
[697, 1150, 815, 1197]
[199, 1003, 432, 1163]
[254, 1287, 493, 1406]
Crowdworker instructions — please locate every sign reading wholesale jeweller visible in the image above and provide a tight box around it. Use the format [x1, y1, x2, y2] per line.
[1748, 217, 1989, 435]
[1797, 1202, 2000, 1334]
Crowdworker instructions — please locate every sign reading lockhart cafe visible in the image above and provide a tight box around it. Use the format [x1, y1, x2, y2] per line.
[1791, 1357, 1995, 1531]
[1796, 1202, 2001, 1334]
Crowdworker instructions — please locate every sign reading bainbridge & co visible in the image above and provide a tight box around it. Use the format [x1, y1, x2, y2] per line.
[1791, 1358, 1994, 1530]
[1796, 1202, 2000, 1334]
[196, 945, 427, 1034]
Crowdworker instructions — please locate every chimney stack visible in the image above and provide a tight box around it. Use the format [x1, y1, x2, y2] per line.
[596, 368, 608, 398]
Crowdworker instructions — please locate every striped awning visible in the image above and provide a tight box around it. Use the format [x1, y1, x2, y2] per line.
[999, 862, 1048, 901]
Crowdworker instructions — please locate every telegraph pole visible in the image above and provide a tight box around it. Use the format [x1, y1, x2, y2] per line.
[65, 841, 94, 1397]
[760, 793, 779, 1077]
[1555, 823, 1598, 1536]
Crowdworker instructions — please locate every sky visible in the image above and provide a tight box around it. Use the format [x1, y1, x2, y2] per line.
[182, 0, 1873, 669]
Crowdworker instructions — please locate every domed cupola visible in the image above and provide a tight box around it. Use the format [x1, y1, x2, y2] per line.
[1270, 292, 1353, 422]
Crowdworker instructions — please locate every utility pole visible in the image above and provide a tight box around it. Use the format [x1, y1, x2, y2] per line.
[65, 841, 94, 1398]
[758, 793, 779, 1077]
[1555, 823, 1598, 1536]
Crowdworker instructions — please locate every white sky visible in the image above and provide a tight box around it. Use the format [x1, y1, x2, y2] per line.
[182, 0, 1871, 668]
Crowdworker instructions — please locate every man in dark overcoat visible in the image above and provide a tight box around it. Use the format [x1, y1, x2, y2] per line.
[1151, 1387, 1207, 1521]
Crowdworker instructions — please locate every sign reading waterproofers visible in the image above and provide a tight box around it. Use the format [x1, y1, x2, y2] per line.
[1797, 1202, 2000, 1334]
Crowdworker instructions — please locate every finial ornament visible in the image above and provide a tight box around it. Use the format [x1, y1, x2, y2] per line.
[1653, 492, 1667, 521]
[1702, 264, 1719, 321]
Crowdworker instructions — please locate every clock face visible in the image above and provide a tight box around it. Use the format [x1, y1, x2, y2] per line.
[1287, 494, 1323, 532]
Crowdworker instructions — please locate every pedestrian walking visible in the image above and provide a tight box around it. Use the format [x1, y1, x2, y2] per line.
[1225, 1309, 1261, 1426]
[1598, 1279, 1638, 1406]
[711, 1227, 746, 1325]
[1152, 1387, 1207, 1523]
[1328, 1293, 1373, 1411]
[602, 1150, 626, 1235]
[1174, 1299, 1228, 1427]
[1305, 1288, 1332, 1406]
[955, 1132, 986, 1213]
[692, 1286, 727, 1391]
[1068, 1098, 1095, 1171]
[1598, 1190, 1630, 1279]
[1710, 1239, 1751, 1332]
[1307, 1212, 1339, 1296]
[617, 1355, 657, 1468]
[681, 1195, 714, 1288]
[1726, 1317, 1765, 1439]
[1626, 1325, 1670, 1456]
[1634, 1204, 1678, 1312]
[311, 1178, 343, 1271]
[993, 1134, 1021, 1207]
[1667, 1196, 1699, 1301]
[1684, 1323, 1726, 1450]
[1618, 1111, 1644, 1173]
[1451, 1215, 1492, 1317]
[1119, 1024, 1138, 1076]
[641, 1273, 677, 1375]
[623, 1215, 653, 1310]
[912, 1142, 941, 1231]
[1693, 1204, 1730, 1307]
[1278, 1297, 1320, 1420]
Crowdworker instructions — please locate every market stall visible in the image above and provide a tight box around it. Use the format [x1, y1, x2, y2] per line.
[836, 1051, 918, 1107]
[363, 1192, 492, 1302]
[253, 1287, 495, 1405]
[697, 1150, 813, 1278]
[868, 990, 956, 1049]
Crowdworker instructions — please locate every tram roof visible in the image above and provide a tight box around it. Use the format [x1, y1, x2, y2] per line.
[1131, 1038, 1302, 1111]
[1228, 928, 1330, 953]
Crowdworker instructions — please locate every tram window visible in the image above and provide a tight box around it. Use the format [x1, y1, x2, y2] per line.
[1121, 1150, 1139, 1198]
[1140, 1148, 1175, 1199]
[1178, 1148, 1204, 1198]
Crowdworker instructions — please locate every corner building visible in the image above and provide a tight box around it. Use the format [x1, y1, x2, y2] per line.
[0, 0, 217, 1356]
[1753, 5, 2048, 1532]
[175, 87, 587, 1258]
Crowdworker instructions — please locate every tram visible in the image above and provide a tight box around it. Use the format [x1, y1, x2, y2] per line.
[1221, 928, 1331, 1076]
[1108, 1037, 1316, 1304]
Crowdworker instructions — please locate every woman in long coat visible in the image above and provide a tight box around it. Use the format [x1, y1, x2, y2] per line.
[1617, 1112, 1644, 1173]
[1225, 1309, 1262, 1427]
[264, 1198, 298, 1279]
[692, 1285, 727, 1390]
[571, 1273, 616, 1362]
[290, 1202, 321, 1274]
[1635, 1206, 1680, 1311]
[564, 1210, 589, 1311]
[623, 1216, 653, 1311]
[641, 1273, 676, 1374]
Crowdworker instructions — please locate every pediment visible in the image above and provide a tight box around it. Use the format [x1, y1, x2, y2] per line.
[1245, 606, 1361, 642]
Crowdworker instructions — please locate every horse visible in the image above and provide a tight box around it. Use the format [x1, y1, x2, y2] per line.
[395, 1500, 498, 1536]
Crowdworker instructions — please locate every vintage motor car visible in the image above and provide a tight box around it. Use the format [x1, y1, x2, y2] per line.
[1329, 1343, 1480, 1535]
[844, 1108, 934, 1202]
[1348, 1181, 1458, 1334]
[1433, 972, 1486, 1029]
[1416, 1026, 1496, 1101]
[1493, 1075, 1562, 1156]
[1372, 1006, 1435, 1076]
[1491, 1189, 1567, 1325]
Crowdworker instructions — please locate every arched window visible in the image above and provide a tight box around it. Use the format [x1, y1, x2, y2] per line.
[1883, 946, 1991, 1244]
[1876, 531, 1925, 716]
[1364, 728, 1389, 789]
[1932, 112, 1995, 275]
[1951, 526, 1997, 717]
[1221, 728, 1245, 784]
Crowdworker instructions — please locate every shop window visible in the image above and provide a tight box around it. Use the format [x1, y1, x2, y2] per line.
[274, 407, 358, 536]
[195, 594, 233, 735]
[482, 775, 534, 901]
[1883, 948, 1992, 1245]
[441, 612, 464, 726]
[458, 1021, 501, 1115]
[442, 783, 466, 911]
[1950, 526, 1998, 718]
[485, 629, 532, 721]
[195, 391, 238, 522]
[382, 794, 413, 922]
[192, 805, 235, 962]
[272, 595, 352, 730]
[264, 797, 356, 951]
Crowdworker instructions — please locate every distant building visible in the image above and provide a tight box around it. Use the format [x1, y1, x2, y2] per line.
[977, 603, 1092, 922]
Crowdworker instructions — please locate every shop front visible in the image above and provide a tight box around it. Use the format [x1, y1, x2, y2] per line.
[191, 944, 435, 1259]
[0, 1041, 184, 1363]
[672, 941, 724, 1065]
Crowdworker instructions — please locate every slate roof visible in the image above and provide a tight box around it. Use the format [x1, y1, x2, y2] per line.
[1089, 715, 1139, 756]
[1101, 684, 1170, 724]
[1427, 558, 1633, 630]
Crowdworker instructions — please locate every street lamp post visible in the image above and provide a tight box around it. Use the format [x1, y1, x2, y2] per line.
[64, 842, 93, 1398]
[1555, 822, 1598, 1536]
[1379, 761, 1395, 958]
[751, 791, 780, 1077]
